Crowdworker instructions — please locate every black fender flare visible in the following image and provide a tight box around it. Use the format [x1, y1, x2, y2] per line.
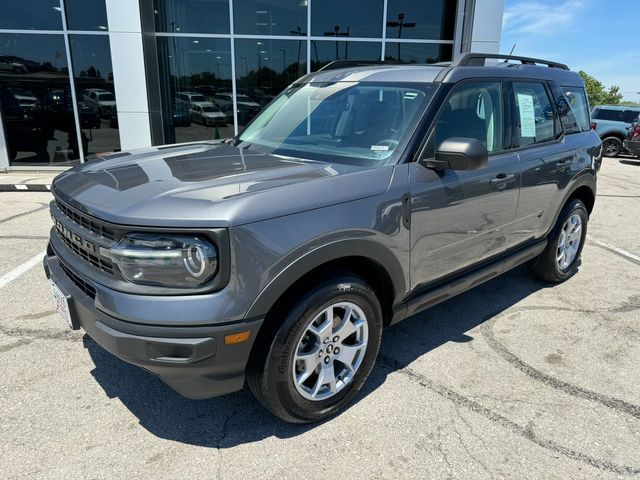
[244, 238, 407, 320]
[546, 172, 596, 238]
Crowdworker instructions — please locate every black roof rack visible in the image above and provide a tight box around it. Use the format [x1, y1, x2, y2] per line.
[318, 60, 409, 71]
[456, 53, 569, 70]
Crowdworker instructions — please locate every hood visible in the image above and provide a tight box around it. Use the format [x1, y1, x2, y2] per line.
[52, 142, 393, 227]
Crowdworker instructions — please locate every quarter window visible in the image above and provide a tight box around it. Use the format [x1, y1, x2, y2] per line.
[432, 81, 505, 154]
[560, 86, 589, 132]
[513, 82, 557, 147]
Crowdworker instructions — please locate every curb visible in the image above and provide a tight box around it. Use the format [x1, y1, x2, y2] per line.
[0, 184, 52, 192]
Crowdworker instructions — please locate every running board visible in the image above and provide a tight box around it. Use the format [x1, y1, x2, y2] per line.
[391, 240, 548, 324]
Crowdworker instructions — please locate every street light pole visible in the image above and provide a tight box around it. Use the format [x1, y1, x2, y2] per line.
[385, 13, 416, 61]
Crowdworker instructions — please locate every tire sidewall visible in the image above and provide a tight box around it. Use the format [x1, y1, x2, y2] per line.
[264, 276, 382, 422]
[551, 200, 588, 280]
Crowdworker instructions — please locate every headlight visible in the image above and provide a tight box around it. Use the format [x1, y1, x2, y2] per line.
[102, 233, 218, 288]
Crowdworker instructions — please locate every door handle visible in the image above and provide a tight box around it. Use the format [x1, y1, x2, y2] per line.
[490, 173, 515, 191]
[557, 157, 573, 171]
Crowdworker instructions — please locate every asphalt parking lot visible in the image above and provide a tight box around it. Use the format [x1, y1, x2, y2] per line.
[1, 158, 639, 480]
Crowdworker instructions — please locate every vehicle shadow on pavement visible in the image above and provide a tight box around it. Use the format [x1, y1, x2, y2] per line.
[85, 264, 551, 448]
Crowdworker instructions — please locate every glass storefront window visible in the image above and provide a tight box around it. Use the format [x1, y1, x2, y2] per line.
[153, 0, 230, 34]
[233, 0, 307, 36]
[0, 0, 62, 30]
[385, 0, 456, 41]
[234, 38, 305, 129]
[69, 35, 120, 159]
[0, 33, 80, 166]
[384, 42, 452, 63]
[64, 0, 108, 31]
[156, 37, 234, 144]
[311, 41, 381, 70]
[311, 0, 383, 38]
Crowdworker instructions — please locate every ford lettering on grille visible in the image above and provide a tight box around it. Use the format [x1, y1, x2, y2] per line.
[54, 216, 98, 254]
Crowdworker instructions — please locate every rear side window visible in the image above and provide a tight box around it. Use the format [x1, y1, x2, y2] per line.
[560, 86, 590, 132]
[513, 82, 557, 147]
[593, 108, 624, 121]
[623, 110, 640, 123]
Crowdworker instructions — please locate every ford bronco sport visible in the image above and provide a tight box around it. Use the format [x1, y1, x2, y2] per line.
[44, 54, 601, 423]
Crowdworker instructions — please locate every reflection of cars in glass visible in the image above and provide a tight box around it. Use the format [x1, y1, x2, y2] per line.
[11, 88, 40, 113]
[83, 88, 117, 124]
[78, 101, 101, 129]
[0, 55, 27, 74]
[172, 103, 191, 127]
[176, 91, 211, 108]
[214, 92, 261, 124]
[190, 103, 227, 126]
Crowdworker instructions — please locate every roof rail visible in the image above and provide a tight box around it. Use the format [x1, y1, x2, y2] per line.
[456, 53, 569, 70]
[318, 60, 408, 71]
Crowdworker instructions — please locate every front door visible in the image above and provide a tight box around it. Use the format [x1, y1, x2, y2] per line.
[409, 80, 520, 291]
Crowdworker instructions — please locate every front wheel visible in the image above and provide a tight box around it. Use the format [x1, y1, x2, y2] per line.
[247, 275, 383, 423]
[528, 199, 588, 283]
[602, 136, 622, 158]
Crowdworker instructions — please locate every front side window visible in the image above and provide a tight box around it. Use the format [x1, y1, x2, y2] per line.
[432, 81, 504, 154]
[238, 82, 435, 166]
[513, 82, 557, 147]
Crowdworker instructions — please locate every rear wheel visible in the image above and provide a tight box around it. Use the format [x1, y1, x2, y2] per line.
[247, 275, 383, 423]
[602, 136, 622, 157]
[528, 199, 588, 283]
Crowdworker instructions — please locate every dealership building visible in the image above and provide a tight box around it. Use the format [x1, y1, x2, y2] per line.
[0, 0, 504, 170]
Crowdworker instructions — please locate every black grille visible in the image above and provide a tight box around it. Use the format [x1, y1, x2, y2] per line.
[56, 200, 116, 240]
[57, 231, 114, 274]
[60, 262, 97, 300]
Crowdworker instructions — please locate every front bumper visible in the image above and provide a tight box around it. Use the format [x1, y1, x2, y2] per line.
[43, 247, 263, 399]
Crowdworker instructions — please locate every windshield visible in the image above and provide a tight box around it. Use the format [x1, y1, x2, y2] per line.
[98, 93, 115, 101]
[202, 106, 218, 112]
[191, 95, 207, 102]
[238, 82, 434, 166]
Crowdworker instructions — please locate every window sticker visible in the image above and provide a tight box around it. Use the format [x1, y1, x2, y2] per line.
[517, 93, 536, 137]
[371, 145, 390, 151]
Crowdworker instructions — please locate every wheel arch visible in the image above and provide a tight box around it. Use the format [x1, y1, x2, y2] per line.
[244, 239, 406, 328]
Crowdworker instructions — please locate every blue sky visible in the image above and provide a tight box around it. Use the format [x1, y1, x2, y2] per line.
[500, 0, 639, 102]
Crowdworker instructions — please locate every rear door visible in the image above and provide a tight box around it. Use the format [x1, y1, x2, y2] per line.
[409, 80, 520, 290]
[512, 81, 576, 244]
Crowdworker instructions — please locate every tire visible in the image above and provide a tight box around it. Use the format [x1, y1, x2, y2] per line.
[528, 199, 588, 283]
[247, 275, 383, 423]
[602, 136, 622, 158]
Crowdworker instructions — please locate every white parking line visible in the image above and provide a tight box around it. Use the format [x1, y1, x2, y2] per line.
[587, 236, 640, 265]
[0, 250, 46, 290]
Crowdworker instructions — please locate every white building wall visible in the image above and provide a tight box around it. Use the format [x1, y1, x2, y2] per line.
[105, 0, 152, 150]
[461, 0, 505, 54]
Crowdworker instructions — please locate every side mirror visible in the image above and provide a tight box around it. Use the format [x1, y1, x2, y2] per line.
[421, 137, 489, 171]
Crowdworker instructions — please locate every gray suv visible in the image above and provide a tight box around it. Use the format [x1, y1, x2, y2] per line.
[43, 54, 601, 423]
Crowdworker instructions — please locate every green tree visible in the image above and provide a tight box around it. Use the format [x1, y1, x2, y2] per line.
[578, 71, 623, 106]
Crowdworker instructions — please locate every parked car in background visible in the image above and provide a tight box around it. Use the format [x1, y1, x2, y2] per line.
[190, 103, 227, 126]
[172, 103, 191, 127]
[175, 92, 211, 109]
[44, 54, 601, 423]
[214, 92, 261, 125]
[0, 55, 27, 73]
[590, 105, 640, 157]
[623, 116, 640, 159]
[83, 88, 118, 127]
[77, 101, 101, 129]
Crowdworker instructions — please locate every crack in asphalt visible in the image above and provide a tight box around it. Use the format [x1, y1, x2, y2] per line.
[480, 307, 640, 420]
[376, 353, 640, 476]
[0, 204, 49, 225]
